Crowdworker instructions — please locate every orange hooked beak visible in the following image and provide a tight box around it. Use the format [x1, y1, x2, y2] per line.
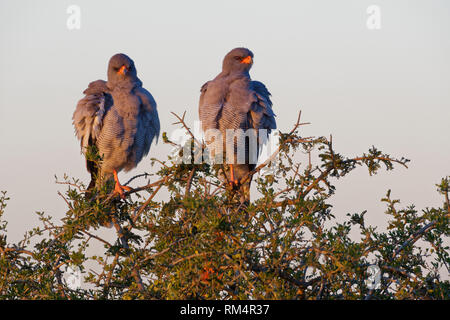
[240, 55, 253, 64]
[117, 65, 128, 75]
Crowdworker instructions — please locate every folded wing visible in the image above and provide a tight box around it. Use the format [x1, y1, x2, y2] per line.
[73, 80, 112, 186]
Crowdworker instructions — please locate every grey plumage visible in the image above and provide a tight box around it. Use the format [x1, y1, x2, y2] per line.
[199, 48, 276, 202]
[73, 53, 160, 191]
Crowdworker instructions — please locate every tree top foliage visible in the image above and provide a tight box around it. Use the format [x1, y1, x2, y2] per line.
[0, 112, 448, 300]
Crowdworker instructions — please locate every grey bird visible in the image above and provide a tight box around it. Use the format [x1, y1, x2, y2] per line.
[198, 48, 276, 203]
[73, 53, 160, 198]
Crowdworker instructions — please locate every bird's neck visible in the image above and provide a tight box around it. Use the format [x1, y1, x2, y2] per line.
[108, 78, 142, 91]
[218, 70, 251, 81]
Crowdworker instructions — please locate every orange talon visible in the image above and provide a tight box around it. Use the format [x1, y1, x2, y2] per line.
[229, 164, 239, 187]
[113, 170, 132, 199]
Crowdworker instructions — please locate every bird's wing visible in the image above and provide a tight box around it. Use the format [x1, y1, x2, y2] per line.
[249, 80, 277, 137]
[199, 80, 228, 133]
[136, 87, 160, 143]
[73, 80, 112, 181]
[133, 87, 160, 165]
[73, 80, 111, 151]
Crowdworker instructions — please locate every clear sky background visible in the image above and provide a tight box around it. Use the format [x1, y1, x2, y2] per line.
[0, 0, 449, 245]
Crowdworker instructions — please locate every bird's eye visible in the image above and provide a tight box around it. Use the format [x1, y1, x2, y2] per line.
[234, 56, 242, 61]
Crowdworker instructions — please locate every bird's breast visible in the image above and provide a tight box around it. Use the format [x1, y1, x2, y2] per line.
[111, 92, 141, 120]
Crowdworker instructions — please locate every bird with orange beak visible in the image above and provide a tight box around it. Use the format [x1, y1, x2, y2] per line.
[73, 53, 160, 199]
[199, 47, 276, 204]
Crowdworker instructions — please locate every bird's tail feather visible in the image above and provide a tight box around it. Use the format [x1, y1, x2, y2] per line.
[85, 156, 99, 198]
[87, 176, 96, 190]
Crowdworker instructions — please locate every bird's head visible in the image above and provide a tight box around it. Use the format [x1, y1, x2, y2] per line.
[222, 47, 254, 75]
[107, 53, 138, 86]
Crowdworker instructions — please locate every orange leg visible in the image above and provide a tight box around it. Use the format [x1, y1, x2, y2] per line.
[229, 164, 239, 187]
[113, 170, 132, 199]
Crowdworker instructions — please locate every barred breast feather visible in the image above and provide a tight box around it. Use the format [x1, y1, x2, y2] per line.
[199, 76, 276, 164]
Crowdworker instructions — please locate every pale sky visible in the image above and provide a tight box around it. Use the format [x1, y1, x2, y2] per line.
[1, 0, 449, 244]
